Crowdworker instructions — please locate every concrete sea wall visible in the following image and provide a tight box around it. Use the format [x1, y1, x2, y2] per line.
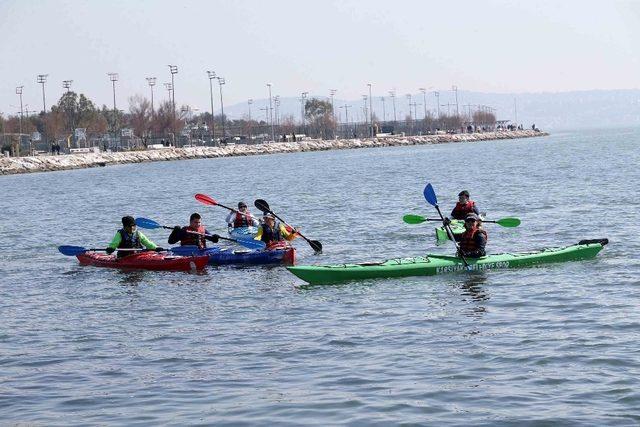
[0, 130, 546, 176]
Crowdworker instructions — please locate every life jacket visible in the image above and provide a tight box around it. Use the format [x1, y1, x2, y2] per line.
[451, 200, 476, 220]
[180, 225, 207, 249]
[459, 225, 487, 255]
[233, 211, 253, 228]
[117, 228, 142, 257]
[260, 223, 283, 245]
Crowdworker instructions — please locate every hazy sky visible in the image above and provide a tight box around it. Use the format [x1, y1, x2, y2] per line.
[1, 0, 639, 115]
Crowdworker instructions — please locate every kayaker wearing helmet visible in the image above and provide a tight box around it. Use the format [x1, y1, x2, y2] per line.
[106, 216, 163, 257]
[451, 190, 480, 220]
[254, 213, 298, 248]
[226, 202, 259, 229]
[453, 213, 487, 258]
[168, 212, 216, 249]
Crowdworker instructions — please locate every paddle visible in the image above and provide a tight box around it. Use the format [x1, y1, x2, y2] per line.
[423, 183, 469, 267]
[403, 214, 521, 227]
[254, 199, 323, 253]
[58, 245, 150, 256]
[135, 217, 266, 250]
[194, 193, 257, 221]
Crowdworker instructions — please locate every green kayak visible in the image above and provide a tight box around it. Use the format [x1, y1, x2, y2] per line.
[435, 219, 465, 242]
[287, 239, 608, 285]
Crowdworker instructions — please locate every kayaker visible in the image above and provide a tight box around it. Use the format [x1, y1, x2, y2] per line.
[226, 202, 259, 229]
[451, 190, 480, 220]
[106, 216, 164, 257]
[168, 212, 216, 249]
[452, 213, 487, 258]
[254, 213, 298, 248]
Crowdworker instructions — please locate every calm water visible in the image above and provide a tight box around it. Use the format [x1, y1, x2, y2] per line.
[1, 128, 639, 425]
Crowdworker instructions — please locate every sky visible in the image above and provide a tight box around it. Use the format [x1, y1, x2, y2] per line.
[1, 0, 639, 116]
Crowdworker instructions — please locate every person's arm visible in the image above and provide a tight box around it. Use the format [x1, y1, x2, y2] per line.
[168, 227, 182, 244]
[472, 203, 480, 215]
[280, 224, 298, 241]
[250, 216, 260, 227]
[138, 231, 158, 250]
[107, 231, 122, 249]
[225, 212, 235, 227]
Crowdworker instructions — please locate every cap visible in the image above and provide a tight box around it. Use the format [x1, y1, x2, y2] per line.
[122, 215, 136, 227]
[238, 201, 247, 208]
[263, 212, 275, 219]
[465, 213, 479, 221]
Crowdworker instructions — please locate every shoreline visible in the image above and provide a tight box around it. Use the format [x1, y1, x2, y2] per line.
[0, 130, 546, 176]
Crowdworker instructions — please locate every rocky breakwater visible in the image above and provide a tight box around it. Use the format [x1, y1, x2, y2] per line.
[0, 130, 546, 176]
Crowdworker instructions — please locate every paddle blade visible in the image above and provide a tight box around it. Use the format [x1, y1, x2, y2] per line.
[234, 236, 267, 250]
[495, 217, 521, 227]
[195, 193, 218, 206]
[403, 214, 427, 224]
[423, 183, 438, 206]
[135, 217, 162, 229]
[309, 240, 323, 253]
[170, 245, 202, 256]
[58, 245, 87, 256]
[254, 199, 270, 213]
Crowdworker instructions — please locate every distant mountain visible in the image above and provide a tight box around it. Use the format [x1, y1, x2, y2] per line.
[219, 89, 640, 131]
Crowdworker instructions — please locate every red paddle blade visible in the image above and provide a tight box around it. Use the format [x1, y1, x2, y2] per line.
[195, 193, 217, 206]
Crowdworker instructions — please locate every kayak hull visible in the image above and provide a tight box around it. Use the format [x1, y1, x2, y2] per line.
[229, 226, 258, 239]
[76, 252, 209, 272]
[288, 240, 608, 285]
[173, 242, 296, 266]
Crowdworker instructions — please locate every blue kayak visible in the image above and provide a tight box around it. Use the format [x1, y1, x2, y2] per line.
[228, 226, 258, 240]
[171, 243, 296, 266]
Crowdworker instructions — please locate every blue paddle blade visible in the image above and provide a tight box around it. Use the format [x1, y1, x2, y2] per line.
[58, 245, 87, 256]
[234, 236, 266, 250]
[170, 245, 202, 256]
[135, 217, 161, 229]
[423, 183, 438, 207]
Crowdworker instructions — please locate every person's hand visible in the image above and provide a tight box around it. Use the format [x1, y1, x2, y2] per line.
[227, 223, 233, 228]
[106, 247, 115, 254]
[443, 217, 451, 226]
[173, 226, 181, 233]
[207, 234, 220, 243]
[155, 247, 165, 252]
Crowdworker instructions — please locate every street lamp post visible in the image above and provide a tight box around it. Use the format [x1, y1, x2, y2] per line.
[247, 99, 253, 139]
[63, 80, 73, 93]
[381, 97, 386, 123]
[267, 83, 274, 141]
[16, 86, 24, 136]
[339, 104, 351, 138]
[108, 73, 119, 149]
[361, 95, 368, 135]
[168, 65, 178, 143]
[274, 95, 280, 128]
[146, 77, 156, 114]
[419, 88, 427, 121]
[367, 83, 373, 137]
[433, 91, 440, 121]
[300, 91, 308, 133]
[389, 90, 397, 124]
[216, 77, 226, 138]
[206, 71, 216, 140]
[37, 74, 48, 113]
[329, 89, 337, 121]
[452, 85, 459, 116]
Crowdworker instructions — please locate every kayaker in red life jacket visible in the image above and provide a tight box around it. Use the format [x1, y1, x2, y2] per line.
[451, 190, 480, 220]
[449, 213, 487, 258]
[168, 212, 216, 249]
[254, 213, 298, 249]
[225, 201, 259, 229]
[106, 216, 163, 257]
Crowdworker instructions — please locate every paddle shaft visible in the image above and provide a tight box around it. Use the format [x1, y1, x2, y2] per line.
[433, 204, 469, 267]
[263, 208, 315, 247]
[185, 229, 244, 244]
[207, 200, 257, 221]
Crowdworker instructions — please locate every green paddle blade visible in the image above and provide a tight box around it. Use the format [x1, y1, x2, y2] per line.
[403, 214, 427, 224]
[495, 217, 521, 227]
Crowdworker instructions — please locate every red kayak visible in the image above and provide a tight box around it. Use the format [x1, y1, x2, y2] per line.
[76, 251, 209, 272]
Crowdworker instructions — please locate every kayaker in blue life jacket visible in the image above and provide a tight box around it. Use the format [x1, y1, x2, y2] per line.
[450, 213, 487, 258]
[225, 201, 259, 229]
[106, 216, 163, 257]
[168, 212, 216, 249]
[254, 213, 298, 249]
[451, 190, 480, 220]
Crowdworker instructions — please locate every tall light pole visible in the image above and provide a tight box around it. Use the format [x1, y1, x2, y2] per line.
[300, 91, 308, 131]
[168, 65, 178, 115]
[389, 90, 397, 124]
[247, 99, 253, 139]
[419, 88, 427, 120]
[216, 77, 226, 138]
[367, 83, 373, 137]
[146, 77, 156, 114]
[267, 83, 274, 141]
[164, 82, 173, 101]
[16, 86, 24, 136]
[63, 80, 73, 93]
[361, 95, 368, 133]
[381, 97, 386, 122]
[433, 91, 440, 118]
[406, 94, 412, 120]
[452, 85, 459, 116]
[37, 74, 48, 113]
[340, 104, 351, 138]
[206, 71, 216, 139]
[108, 73, 119, 148]
[274, 95, 280, 128]
[329, 89, 337, 121]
